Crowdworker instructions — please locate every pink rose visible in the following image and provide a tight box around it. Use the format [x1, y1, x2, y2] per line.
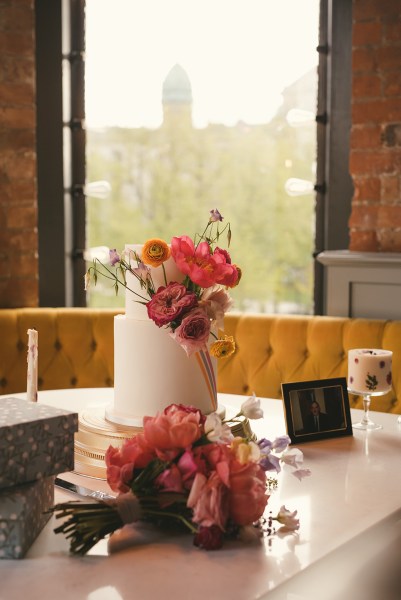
[228, 460, 268, 526]
[187, 472, 229, 530]
[172, 308, 211, 356]
[146, 283, 198, 327]
[143, 407, 202, 460]
[193, 525, 223, 550]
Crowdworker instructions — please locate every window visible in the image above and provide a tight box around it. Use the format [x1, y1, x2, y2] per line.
[35, 0, 353, 312]
[84, 0, 320, 314]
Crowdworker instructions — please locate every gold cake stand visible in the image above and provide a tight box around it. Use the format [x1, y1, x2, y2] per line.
[74, 408, 142, 479]
[74, 407, 256, 480]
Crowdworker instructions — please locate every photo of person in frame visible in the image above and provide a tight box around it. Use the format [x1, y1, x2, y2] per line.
[303, 399, 334, 433]
[282, 378, 353, 443]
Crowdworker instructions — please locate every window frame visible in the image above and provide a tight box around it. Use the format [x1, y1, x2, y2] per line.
[35, 0, 353, 312]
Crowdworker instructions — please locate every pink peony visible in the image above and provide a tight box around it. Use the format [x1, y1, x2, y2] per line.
[172, 308, 211, 356]
[228, 460, 268, 526]
[171, 236, 238, 288]
[187, 471, 229, 530]
[143, 407, 202, 460]
[146, 283, 198, 327]
[156, 464, 184, 493]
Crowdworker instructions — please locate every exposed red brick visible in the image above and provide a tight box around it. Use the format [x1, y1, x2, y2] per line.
[353, 0, 401, 21]
[349, 150, 397, 175]
[378, 229, 401, 251]
[352, 176, 381, 201]
[0, 277, 38, 308]
[377, 46, 401, 71]
[353, 21, 382, 46]
[2, 152, 36, 180]
[377, 205, 401, 227]
[0, 129, 35, 151]
[352, 74, 382, 98]
[0, 32, 34, 57]
[348, 204, 379, 229]
[350, 125, 382, 149]
[0, 106, 35, 128]
[2, 57, 34, 85]
[352, 47, 377, 72]
[349, 229, 379, 251]
[0, 229, 38, 253]
[0, 82, 34, 105]
[380, 175, 401, 202]
[6, 203, 37, 229]
[352, 98, 401, 124]
[383, 71, 401, 96]
[0, 5, 34, 32]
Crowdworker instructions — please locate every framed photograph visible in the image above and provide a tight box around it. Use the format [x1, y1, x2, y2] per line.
[281, 377, 353, 444]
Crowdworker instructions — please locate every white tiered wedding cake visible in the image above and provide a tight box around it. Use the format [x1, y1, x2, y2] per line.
[105, 245, 218, 426]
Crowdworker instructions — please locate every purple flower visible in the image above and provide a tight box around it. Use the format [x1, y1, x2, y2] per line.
[260, 453, 281, 472]
[209, 209, 223, 222]
[109, 249, 121, 266]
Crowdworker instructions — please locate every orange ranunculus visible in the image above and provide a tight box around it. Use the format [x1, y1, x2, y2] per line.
[141, 238, 171, 267]
[210, 335, 236, 359]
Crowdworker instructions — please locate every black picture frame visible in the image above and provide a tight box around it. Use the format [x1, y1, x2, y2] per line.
[281, 377, 353, 444]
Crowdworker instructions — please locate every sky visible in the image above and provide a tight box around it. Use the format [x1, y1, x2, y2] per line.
[85, 0, 319, 129]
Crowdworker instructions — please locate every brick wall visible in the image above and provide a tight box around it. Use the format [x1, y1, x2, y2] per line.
[349, 0, 401, 251]
[0, 0, 38, 308]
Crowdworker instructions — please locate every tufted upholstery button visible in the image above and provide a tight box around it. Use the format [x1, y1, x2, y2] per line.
[91, 340, 97, 351]
[105, 377, 113, 387]
[304, 350, 309, 358]
[54, 339, 62, 351]
[38, 377, 43, 387]
[266, 347, 272, 356]
[242, 384, 249, 393]
[70, 377, 77, 386]
[0, 377, 7, 388]
[17, 339, 25, 352]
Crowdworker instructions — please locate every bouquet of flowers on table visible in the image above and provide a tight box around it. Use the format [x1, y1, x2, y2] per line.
[84, 208, 240, 359]
[52, 396, 310, 555]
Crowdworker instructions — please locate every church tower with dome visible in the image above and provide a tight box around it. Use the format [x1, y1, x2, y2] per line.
[162, 63, 193, 128]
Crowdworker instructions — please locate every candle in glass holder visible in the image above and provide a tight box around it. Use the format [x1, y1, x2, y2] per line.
[27, 328, 38, 402]
[348, 348, 392, 394]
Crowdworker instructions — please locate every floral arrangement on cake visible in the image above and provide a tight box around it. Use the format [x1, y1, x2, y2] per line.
[84, 209, 240, 358]
[52, 396, 309, 555]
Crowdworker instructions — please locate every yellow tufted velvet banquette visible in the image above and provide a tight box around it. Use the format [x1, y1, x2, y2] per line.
[1, 308, 400, 414]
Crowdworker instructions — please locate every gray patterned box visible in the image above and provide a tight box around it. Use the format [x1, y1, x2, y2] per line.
[0, 476, 54, 559]
[0, 397, 78, 489]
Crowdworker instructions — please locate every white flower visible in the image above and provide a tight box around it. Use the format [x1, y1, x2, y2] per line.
[275, 506, 300, 531]
[240, 394, 263, 420]
[84, 271, 91, 290]
[205, 413, 233, 443]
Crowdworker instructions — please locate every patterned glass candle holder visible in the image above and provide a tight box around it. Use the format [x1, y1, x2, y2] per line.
[348, 349, 392, 430]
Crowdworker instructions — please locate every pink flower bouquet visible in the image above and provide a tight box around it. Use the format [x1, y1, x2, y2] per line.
[51, 397, 308, 555]
[85, 210, 240, 358]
